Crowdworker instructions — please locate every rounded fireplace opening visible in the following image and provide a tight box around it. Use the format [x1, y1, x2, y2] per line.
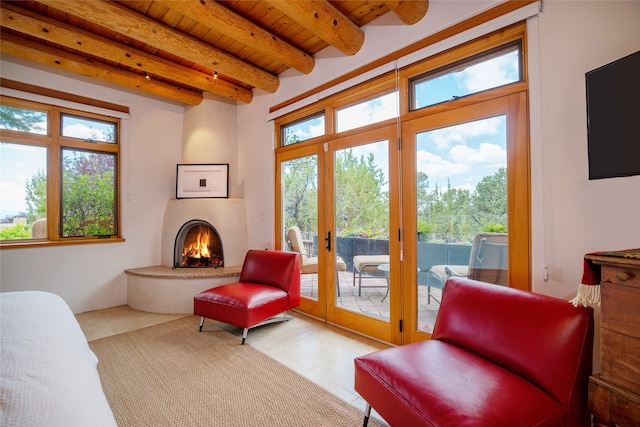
[173, 220, 224, 268]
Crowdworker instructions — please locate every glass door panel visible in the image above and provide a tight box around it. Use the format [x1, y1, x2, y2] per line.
[415, 116, 508, 333]
[326, 125, 399, 343]
[334, 140, 390, 319]
[280, 152, 325, 317]
[402, 93, 529, 343]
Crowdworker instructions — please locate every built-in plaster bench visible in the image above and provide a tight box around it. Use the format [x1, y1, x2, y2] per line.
[352, 255, 390, 296]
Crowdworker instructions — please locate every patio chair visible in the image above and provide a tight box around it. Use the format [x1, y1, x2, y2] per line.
[426, 233, 508, 304]
[286, 226, 347, 293]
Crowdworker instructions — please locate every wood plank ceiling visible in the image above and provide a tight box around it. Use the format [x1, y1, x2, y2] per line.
[0, 0, 429, 105]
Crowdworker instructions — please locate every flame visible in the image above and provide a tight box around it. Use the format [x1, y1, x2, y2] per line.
[184, 227, 211, 259]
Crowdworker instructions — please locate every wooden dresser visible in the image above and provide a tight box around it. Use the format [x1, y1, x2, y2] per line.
[587, 253, 640, 427]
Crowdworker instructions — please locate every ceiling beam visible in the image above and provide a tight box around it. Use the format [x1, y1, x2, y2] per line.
[1, 32, 204, 105]
[266, 0, 364, 56]
[387, 1, 430, 25]
[0, 2, 252, 103]
[154, 0, 315, 74]
[37, 0, 280, 93]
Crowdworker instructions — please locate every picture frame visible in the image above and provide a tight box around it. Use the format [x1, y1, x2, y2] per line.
[176, 164, 229, 199]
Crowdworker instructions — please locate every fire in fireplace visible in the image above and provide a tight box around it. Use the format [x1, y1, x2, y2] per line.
[174, 220, 224, 268]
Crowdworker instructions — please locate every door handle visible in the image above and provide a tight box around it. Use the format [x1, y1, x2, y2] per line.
[325, 231, 331, 251]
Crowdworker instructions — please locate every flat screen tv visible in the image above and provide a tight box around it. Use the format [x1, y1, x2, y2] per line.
[585, 50, 640, 180]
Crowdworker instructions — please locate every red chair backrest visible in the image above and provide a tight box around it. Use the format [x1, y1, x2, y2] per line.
[239, 250, 301, 306]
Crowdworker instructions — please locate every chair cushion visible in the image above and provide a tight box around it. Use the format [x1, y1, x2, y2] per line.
[194, 283, 288, 329]
[353, 255, 389, 272]
[354, 340, 566, 427]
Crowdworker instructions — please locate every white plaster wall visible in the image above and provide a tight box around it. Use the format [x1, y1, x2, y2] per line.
[0, 59, 184, 313]
[530, 1, 640, 301]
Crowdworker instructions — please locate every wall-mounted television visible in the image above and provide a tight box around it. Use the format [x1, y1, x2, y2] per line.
[585, 50, 640, 180]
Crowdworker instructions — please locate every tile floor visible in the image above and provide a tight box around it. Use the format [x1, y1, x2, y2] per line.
[76, 304, 392, 425]
[303, 270, 442, 333]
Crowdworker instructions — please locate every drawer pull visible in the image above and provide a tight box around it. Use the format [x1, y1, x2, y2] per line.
[616, 271, 630, 281]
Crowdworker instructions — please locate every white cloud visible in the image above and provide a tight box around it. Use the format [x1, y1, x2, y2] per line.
[427, 116, 503, 149]
[457, 53, 518, 93]
[416, 150, 471, 179]
[337, 92, 397, 132]
[450, 142, 506, 167]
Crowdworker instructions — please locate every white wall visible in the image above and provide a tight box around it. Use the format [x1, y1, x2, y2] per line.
[0, 59, 185, 313]
[529, 1, 640, 301]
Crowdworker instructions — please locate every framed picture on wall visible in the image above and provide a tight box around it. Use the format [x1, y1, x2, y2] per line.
[176, 164, 229, 199]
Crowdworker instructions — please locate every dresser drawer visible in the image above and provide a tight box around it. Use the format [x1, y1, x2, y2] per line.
[601, 265, 640, 288]
[590, 375, 640, 427]
[601, 281, 640, 337]
[601, 329, 640, 395]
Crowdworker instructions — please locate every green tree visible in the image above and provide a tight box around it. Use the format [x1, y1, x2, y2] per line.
[61, 151, 115, 237]
[0, 106, 46, 133]
[25, 169, 47, 223]
[472, 167, 507, 230]
[283, 156, 318, 234]
[335, 149, 388, 238]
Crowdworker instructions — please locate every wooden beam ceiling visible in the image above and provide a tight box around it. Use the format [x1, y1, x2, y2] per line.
[0, 0, 430, 105]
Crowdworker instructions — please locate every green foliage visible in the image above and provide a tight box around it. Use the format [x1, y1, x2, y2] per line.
[0, 223, 31, 239]
[416, 169, 507, 243]
[0, 106, 46, 133]
[19, 150, 116, 239]
[62, 168, 115, 237]
[482, 223, 507, 233]
[25, 169, 47, 223]
[283, 150, 507, 245]
[335, 150, 388, 239]
[283, 155, 318, 235]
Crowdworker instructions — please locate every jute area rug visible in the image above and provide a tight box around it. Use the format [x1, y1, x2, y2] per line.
[89, 316, 386, 427]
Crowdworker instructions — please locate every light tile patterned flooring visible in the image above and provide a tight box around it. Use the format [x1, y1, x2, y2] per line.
[76, 300, 393, 425]
[303, 270, 442, 333]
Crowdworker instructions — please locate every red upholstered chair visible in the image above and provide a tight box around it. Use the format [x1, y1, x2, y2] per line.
[193, 249, 301, 344]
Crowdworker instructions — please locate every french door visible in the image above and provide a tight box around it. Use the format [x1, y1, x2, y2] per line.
[401, 93, 530, 343]
[278, 125, 399, 342]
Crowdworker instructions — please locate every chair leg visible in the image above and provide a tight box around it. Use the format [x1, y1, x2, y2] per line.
[362, 403, 371, 427]
[199, 317, 205, 332]
[241, 327, 248, 345]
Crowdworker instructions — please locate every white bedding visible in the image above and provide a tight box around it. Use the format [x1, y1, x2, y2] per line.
[1, 291, 117, 427]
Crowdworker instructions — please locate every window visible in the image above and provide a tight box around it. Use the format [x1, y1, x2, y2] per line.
[280, 112, 325, 146]
[410, 42, 522, 110]
[0, 97, 121, 245]
[336, 91, 398, 133]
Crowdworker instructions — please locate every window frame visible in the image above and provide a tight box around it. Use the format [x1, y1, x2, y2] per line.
[0, 96, 122, 247]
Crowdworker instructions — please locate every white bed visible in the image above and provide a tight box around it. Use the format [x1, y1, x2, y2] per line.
[1, 291, 117, 427]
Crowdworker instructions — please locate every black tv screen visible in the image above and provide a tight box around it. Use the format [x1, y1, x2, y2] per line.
[586, 50, 640, 180]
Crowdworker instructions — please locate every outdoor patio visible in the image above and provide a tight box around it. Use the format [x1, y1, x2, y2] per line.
[299, 270, 442, 334]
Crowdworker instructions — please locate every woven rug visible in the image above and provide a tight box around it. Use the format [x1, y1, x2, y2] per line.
[89, 316, 385, 427]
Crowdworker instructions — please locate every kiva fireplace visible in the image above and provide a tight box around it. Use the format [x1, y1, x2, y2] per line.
[125, 198, 249, 314]
[174, 220, 224, 268]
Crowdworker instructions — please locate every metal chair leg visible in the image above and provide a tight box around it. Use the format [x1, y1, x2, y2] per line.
[241, 328, 248, 345]
[362, 403, 371, 427]
[199, 317, 205, 332]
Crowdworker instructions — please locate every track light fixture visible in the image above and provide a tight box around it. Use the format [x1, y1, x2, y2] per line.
[213, 71, 218, 80]
[144, 72, 151, 81]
